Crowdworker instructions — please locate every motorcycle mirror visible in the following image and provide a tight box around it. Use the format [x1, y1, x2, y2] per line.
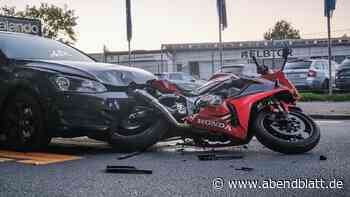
[282, 47, 290, 59]
[252, 56, 259, 66]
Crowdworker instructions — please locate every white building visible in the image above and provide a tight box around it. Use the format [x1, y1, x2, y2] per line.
[89, 49, 171, 74]
[89, 37, 350, 80]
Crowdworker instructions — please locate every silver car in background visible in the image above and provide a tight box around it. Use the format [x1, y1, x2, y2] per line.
[284, 59, 338, 90]
[155, 72, 206, 92]
[209, 64, 258, 80]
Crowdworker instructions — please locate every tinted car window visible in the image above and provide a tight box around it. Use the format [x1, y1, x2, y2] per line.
[339, 70, 350, 75]
[285, 61, 312, 70]
[1, 34, 93, 62]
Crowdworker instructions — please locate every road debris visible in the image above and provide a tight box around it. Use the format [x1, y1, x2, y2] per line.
[117, 151, 144, 160]
[105, 165, 152, 174]
[235, 167, 254, 171]
[319, 155, 327, 161]
[197, 153, 243, 161]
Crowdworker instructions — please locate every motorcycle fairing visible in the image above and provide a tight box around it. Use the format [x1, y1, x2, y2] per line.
[186, 87, 292, 140]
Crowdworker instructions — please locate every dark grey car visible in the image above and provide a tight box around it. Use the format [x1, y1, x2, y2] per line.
[336, 59, 350, 90]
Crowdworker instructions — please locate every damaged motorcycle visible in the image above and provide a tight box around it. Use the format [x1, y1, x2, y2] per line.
[114, 47, 320, 154]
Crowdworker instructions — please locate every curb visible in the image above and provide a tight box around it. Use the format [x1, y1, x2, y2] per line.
[309, 114, 350, 120]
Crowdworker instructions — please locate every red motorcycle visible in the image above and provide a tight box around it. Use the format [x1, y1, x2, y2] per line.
[119, 47, 320, 154]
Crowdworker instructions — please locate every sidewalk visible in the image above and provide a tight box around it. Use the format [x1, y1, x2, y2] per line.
[298, 102, 350, 120]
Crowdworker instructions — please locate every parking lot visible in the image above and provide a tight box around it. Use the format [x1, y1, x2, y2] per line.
[0, 119, 348, 197]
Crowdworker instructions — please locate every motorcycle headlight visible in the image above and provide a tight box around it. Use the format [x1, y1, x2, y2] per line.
[53, 76, 107, 93]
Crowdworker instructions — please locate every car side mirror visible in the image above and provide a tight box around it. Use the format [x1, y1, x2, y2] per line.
[0, 50, 8, 65]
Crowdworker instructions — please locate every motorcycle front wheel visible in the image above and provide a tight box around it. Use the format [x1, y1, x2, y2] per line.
[252, 109, 320, 154]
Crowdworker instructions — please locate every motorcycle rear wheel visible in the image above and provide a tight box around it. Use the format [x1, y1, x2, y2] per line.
[108, 106, 168, 152]
[253, 109, 320, 154]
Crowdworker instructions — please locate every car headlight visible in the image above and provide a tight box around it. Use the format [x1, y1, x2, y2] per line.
[53, 76, 107, 93]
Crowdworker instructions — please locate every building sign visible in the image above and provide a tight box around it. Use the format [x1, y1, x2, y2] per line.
[0, 16, 42, 36]
[241, 48, 294, 59]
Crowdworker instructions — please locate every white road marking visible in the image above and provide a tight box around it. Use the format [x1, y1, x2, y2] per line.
[315, 120, 344, 124]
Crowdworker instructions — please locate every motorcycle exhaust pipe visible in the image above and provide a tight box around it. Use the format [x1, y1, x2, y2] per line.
[133, 89, 191, 129]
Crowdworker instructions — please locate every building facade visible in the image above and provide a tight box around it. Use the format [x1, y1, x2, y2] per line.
[89, 37, 350, 80]
[89, 50, 171, 74]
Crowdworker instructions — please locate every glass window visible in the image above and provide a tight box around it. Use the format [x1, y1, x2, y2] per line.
[285, 61, 312, 70]
[313, 61, 323, 70]
[1, 34, 94, 62]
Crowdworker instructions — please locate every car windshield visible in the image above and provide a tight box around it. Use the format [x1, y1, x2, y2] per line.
[169, 73, 182, 80]
[220, 64, 258, 76]
[220, 66, 244, 74]
[0, 34, 94, 62]
[285, 61, 312, 70]
[341, 60, 350, 68]
[169, 73, 194, 81]
[182, 73, 195, 81]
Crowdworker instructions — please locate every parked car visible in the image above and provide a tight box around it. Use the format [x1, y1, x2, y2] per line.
[209, 63, 258, 80]
[283, 59, 338, 90]
[155, 72, 205, 92]
[336, 59, 350, 90]
[0, 32, 167, 151]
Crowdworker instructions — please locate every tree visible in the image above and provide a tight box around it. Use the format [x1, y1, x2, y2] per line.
[264, 20, 301, 40]
[0, 3, 78, 44]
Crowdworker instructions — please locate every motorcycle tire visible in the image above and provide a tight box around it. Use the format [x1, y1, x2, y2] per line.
[253, 109, 320, 154]
[108, 116, 168, 153]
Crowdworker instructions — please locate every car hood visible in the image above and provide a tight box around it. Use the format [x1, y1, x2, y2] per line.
[23, 59, 156, 86]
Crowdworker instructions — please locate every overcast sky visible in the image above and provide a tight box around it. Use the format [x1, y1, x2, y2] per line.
[2, 0, 350, 53]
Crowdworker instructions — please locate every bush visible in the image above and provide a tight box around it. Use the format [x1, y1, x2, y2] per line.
[300, 93, 350, 102]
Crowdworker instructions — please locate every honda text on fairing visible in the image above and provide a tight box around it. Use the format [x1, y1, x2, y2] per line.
[0, 32, 167, 151]
[127, 46, 320, 154]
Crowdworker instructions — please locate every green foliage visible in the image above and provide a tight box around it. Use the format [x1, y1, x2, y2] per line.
[264, 20, 301, 40]
[1, 3, 78, 44]
[300, 93, 350, 102]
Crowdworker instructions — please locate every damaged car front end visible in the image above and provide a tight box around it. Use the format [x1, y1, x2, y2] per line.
[0, 32, 165, 151]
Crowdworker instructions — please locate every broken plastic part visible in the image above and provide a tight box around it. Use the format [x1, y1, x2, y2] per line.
[105, 165, 152, 174]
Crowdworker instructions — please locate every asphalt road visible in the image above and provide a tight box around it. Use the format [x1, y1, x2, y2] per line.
[0, 120, 349, 197]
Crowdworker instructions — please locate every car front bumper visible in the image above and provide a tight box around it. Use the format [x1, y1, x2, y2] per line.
[291, 79, 322, 90]
[44, 91, 134, 137]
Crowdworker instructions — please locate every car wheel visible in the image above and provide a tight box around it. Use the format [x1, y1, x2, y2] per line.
[1, 91, 50, 151]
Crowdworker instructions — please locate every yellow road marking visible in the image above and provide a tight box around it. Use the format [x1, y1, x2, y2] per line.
[0, 150, 82, 165]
